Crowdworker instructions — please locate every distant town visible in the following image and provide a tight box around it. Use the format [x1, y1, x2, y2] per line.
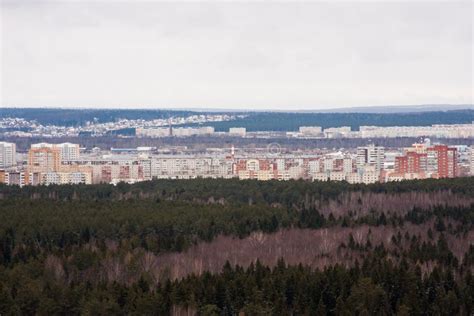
[1, 136, 473, 186]
[1, 109, 473, 186]
[1, 114, 473, 139]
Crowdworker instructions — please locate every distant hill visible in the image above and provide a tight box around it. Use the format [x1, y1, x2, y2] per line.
[1, 107, 473, 131]
[0, 108, 197, 126]
[197, 109, 474, 132]
[303, 104, 474, 113]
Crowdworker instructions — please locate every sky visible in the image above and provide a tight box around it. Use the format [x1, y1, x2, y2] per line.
[1, 0, 473, 110]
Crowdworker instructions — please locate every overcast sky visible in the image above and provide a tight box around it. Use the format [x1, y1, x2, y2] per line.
[1, 1, 473, 110]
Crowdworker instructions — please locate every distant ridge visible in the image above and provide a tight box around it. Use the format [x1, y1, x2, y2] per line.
[2, 104, 473, 113]
[300, 104, 474, 114]
[135, 104, 474, 113]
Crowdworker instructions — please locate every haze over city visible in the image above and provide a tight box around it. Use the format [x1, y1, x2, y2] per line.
[2, 0, 473, 110]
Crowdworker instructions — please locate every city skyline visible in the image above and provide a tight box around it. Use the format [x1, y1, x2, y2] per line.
[1, 139, 471, 187]
[2, 1, 473, 109]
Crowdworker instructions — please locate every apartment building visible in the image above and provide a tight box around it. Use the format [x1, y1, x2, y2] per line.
[137, 126, 215, 138]
[57, 142, 80, 161]
[42, 171, 92, 185]
[2, 171, 29, 186]
[323, 126, 352, 138]
[387, 143, 458, 181]
[0, 141, 16, 168]
[229, 127, 247, 137]
[29, 142, 80, 166]
[356, 145, 385, 172]
[394, 152, 427, 175]
[427, 145, 457, 178]
[299, 126, 322, 136]
[151, 156, 233, 179]
[28, 146, 61, 172]
[25, 143, 88, 184]
[359, 123, 474, 138]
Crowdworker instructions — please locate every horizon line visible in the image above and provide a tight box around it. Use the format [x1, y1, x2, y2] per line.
[2, 104, 473, 113]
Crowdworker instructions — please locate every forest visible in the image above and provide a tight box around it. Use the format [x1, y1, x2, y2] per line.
[0, 177, 473, 315]
[0, 108, 196, 127]
[191, 110, 474, 132]
[2, 108, 473, 131]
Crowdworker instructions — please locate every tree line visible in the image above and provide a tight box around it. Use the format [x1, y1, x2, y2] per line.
[1, 177, 473, 203]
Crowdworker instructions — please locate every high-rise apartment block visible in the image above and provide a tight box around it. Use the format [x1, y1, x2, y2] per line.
[28, 146, 61, 172]
[394, 151, 427, 175]
[427, 145, 457, 178]
[356, 145, 385, 171]
[31, 142, 80, 162]
[57, 142, 80, 161]
[0, 141, 16, 168]
[25, 143, 89, 185]
[389, 143, 458, 180]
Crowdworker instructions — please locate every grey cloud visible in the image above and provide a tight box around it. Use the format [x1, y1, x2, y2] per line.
[1, 1, 472, 109]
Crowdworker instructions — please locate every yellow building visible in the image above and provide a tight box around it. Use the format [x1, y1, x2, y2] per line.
[28, 147, 61, 173]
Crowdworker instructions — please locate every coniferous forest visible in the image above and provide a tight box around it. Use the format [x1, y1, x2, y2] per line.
[0, 178, 473, 315]
[2, 108, 473, 130]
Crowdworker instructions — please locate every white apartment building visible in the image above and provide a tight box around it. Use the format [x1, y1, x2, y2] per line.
[323, 126, 352, 138]
[359, 165, 380, 184]
[276, 158, 286, 172]
[312, 172, 329, 182]
[137, 126, 215, 138]
[152, 157, 196, 178]
[257, 170, 275, 181]
[308, 159, 321, 174]
[357, 145, 385, 172]
[287, 165, 305, 179]
[0, 141, 16, 168]
[323, 158, 334, 172]
[329, 171, 346, 181]
[343, 157, 354, 173]
[173, 127, 215, 137]
[312, 171, 360, 183]
[61, 158, 143, 184]
[276, 171, 292, 181]
[151, 156, 233, 179]
[138, 158, 152, 180]
[42, 172, 92, 185]
[57, 142, 80, 161]
[246, 159, 260, 172]
[346, 173, 361, 184]
[299, 126, 322, 136]
[229, 127, 247, 137]
[136, 127, 170, 137]
[359, 123, 474, 139]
